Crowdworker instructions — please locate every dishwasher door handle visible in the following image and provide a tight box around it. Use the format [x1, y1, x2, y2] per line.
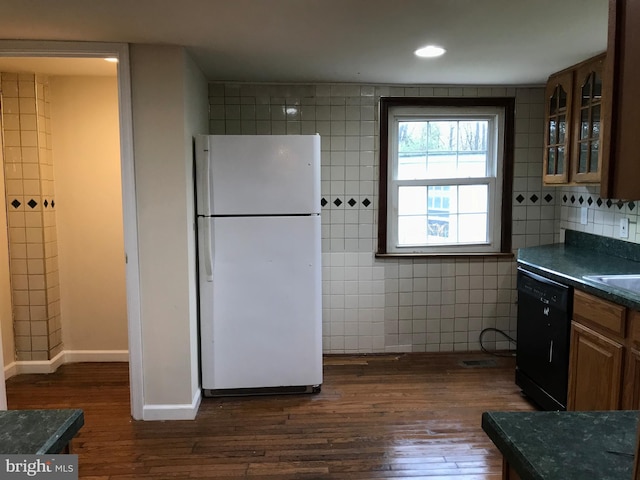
[549, 340, 554, 363]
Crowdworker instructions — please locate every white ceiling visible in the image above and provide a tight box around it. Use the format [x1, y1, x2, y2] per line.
[0, 0, 608, 85]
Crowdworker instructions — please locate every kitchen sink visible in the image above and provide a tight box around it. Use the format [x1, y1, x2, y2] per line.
[583, 274, 640, 295]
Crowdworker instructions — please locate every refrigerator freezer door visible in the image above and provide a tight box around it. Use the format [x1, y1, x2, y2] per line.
[199, 215, 322, 390]
[195, 135, 320, 216]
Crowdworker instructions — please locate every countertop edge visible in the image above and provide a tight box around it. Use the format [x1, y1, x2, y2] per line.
[481, 412, 543, 480]
[36, 410, 84, 455]
[517, 253, 640, 311]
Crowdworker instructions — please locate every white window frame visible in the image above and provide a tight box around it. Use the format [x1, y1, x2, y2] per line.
[387, 105, 505, 254]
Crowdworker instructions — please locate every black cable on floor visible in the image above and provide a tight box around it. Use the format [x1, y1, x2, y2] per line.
[479, 327, 517, 357]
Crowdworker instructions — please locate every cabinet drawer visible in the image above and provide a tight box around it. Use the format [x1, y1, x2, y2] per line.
[573, 289, 626, 338]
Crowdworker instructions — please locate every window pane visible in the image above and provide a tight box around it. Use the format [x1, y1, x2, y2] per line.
[591, 104, 601, 139]
[590, 140, 599, 173]
[397, 184, 490, 247]
[428, 121, 458, 151]
[558, 115, 566, 143]
[549, 119, 557, 145]
[580, 108, 589, 139]
[457, 214, 488, 242]
[581, 73, 592, 107]
[559, 87, 567, 109]
[547, 148, 556, 175]
[557, 147, 564, 173]
[458, 185, 488, 213]
[398, 186, 427, 216]
[398, 216, 427, 245]
[397, 119, 489, 180]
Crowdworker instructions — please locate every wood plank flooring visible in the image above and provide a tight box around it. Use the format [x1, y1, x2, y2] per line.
[6, 352, 535, 479]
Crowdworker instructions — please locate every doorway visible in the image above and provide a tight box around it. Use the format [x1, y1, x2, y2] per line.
[0, 42, 142, 419]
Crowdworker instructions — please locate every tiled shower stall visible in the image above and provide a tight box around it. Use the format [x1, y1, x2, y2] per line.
[1, 72, 62, 361]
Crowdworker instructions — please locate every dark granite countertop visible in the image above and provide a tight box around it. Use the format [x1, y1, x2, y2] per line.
[0, 409, 84, 454]
[517, 231, 640, 310]
[482, 410, 639, 480]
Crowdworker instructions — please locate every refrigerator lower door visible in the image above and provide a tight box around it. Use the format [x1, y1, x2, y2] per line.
[198, 215, 322, 392]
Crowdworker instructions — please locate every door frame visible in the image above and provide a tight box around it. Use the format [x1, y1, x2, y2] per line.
[0, 40, 143, 419]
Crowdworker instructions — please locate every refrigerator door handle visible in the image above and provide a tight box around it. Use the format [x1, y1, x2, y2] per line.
[203, 219, 214, 282]
[195, 135, 213, 216]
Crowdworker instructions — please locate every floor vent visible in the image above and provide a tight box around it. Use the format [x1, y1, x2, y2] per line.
[459, 359, 497, 368]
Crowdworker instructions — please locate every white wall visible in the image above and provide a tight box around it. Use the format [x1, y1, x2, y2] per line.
[49, 75, 128, 352]
[130, 44, 207, 418]
[182, 52, 208, 401]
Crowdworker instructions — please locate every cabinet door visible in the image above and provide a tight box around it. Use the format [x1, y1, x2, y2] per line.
[543, 70, 573, 184]
[571, 55, 605, 184]
[567, 321, 623, 411]
[623, 348, 640, 410]
[600, 0, 640, 200]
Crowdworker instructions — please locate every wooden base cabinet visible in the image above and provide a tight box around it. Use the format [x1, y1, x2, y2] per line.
[568, 291, 640, 412]
[567, 321, 623, 411]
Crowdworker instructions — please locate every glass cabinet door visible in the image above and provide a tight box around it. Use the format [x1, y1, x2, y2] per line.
[543, 71, 573, 184]
[572, 56, 604, 183]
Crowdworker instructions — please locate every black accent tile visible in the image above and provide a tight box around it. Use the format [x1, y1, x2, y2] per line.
[562, 195, 568, 203]
[587, 197, 593, 206]
[530, 194, 539, 204]
[320, 198, 327, 207]
[333, 198, 342, 207]
[27, 199, 37, 209]
[362, 198, 371, 207]
[570, 195, 576, 204]
[11, 199, 21, 209]
[544, 194, 553, 203]
[44, 199, 48, 208]
[617, 200, 625, 210]
[516, 194, 525, 204]
[51, 200, 55, 208]
[578, 196, 584, 205]
[607, 199, 613, 208]
[347, 198, 356, 207]
[629, 201, 636, 211]
[597, 198, 603, 207]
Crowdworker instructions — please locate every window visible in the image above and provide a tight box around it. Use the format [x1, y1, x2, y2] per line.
[378, 97, 514, 255]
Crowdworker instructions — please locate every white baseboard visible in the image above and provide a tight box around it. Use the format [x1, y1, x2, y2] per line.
[3, 349, 202, 422]
[3, 350, 129, 380]
[63, 350, 129, 363]
[142, 388, 202, 421]
[3, 361, 17, 380]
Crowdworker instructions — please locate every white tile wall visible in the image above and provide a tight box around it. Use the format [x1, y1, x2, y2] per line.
[558, 185, 640, 244]
[1, 72, 61, 361]
[209, 82, 550, 353]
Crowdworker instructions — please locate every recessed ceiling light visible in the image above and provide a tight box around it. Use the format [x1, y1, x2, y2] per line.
[104, 57, 118, 63]
[414, 45, 446, 58]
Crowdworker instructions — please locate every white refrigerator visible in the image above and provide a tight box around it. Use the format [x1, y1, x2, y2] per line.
[195, 134, 323, 396]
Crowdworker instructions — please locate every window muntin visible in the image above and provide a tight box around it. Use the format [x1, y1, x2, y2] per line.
[386, 105, 505, 254]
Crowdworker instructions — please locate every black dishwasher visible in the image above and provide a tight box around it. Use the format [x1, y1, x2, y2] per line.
[515, 267, 572, 411]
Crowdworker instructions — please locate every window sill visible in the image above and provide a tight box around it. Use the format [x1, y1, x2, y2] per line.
[375, 252, 515, 259]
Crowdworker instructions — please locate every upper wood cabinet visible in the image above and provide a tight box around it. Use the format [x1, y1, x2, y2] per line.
[572, 56, 605, 184]
[543, 71, 573, 184]
[600, 0, 640, 200]
[543, 55, 606, 186]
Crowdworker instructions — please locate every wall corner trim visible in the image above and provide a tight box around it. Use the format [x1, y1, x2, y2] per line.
[141, 389, 202, 421]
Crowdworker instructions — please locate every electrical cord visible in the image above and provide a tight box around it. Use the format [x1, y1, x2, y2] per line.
[479, 327, 517, 357]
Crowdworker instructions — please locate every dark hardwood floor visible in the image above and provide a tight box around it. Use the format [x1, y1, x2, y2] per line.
[6, 352, 535, 479]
